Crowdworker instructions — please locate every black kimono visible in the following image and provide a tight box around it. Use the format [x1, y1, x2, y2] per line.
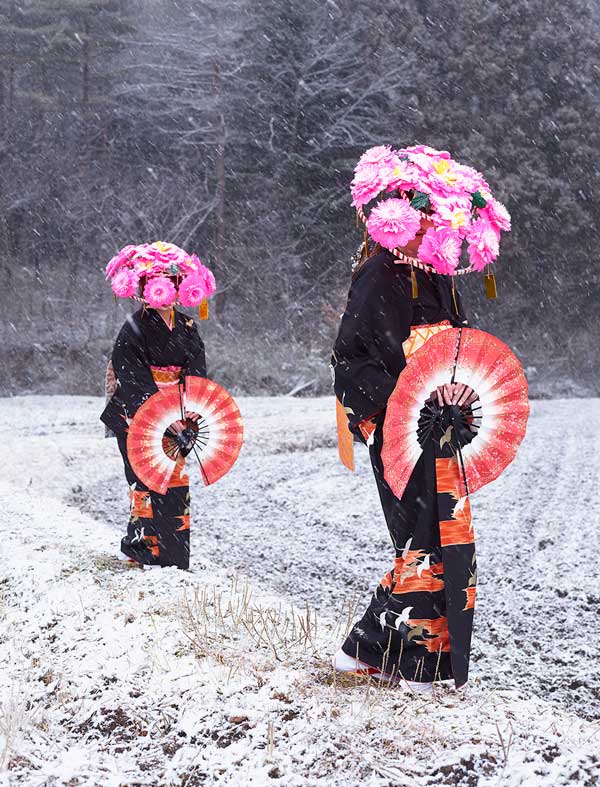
[101, 308, 206, 569]
[332, 249, 476, 686]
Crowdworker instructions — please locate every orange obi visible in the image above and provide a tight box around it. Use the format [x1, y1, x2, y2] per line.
[150, 365, 182, 388]
[402, 320, 452, 361]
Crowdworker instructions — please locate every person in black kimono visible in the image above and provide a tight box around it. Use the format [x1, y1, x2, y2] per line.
[101, 304, 206, 569]
[331, 239, 479, 689]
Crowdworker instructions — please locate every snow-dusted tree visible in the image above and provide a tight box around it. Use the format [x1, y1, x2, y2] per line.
[1, 0, 600, 396]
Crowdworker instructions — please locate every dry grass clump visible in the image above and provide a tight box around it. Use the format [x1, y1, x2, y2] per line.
[0, 688, 30, 770]
[182, 573, 323, 663]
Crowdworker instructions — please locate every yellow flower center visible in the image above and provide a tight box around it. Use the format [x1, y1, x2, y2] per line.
[433, 158, 458, 185]
[450, 210, 468, 229]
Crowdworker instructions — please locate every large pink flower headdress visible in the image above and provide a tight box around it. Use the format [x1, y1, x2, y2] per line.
[351, 144, 511, 283]
[105, 241, 216, 319]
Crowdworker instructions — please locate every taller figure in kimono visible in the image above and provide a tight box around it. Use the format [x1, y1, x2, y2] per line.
[101, 242, 216, 569]
[331, 145, 512, 688]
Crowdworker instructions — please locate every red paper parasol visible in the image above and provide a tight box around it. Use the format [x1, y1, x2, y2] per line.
[382, 328, 529, 499]
[127, 377, 244, 493]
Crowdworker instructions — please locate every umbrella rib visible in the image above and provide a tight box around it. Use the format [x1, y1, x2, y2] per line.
[191, 443, 210, 485]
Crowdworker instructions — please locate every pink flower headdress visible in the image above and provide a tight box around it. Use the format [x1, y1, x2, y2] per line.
[367, 199, 422, 250]
[351, 144, 511, 278]
[105, 241, 216, 319]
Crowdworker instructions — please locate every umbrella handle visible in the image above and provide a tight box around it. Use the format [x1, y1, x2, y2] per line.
[450, 326, 463, 385]
[456, 440, 470, 499]
[177, 376, 186, 422]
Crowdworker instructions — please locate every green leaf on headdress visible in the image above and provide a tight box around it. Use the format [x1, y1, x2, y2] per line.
[471, 191, 487, 209]
[410, 191, 431, 211]
[169, 262, 179, 275]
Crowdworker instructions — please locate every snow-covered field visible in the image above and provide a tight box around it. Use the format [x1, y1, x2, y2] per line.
[1, 395, 599, 786]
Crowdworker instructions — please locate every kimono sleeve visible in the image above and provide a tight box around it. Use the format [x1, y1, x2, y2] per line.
[185, 321, 207, 378]
[111, 315, 158, 418]
[331, 258, 413, 431]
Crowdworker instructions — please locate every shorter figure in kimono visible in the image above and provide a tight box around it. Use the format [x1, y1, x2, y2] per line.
[331, 145, 512, 688]
[101, 241, 216, 569]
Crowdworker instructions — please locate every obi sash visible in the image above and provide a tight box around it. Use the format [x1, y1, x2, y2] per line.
[150, 365, 183, 389]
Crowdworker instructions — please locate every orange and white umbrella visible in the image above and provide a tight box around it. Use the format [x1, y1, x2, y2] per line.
[382, 328, 529, 499]
[127, 377, 243, 494]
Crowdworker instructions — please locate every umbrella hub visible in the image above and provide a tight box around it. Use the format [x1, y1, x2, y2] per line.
[417, 400, 476, 453]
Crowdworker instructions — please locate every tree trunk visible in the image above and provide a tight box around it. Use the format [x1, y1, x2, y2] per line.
[82, 17, 90, 112]
[213, 60, 226, 315]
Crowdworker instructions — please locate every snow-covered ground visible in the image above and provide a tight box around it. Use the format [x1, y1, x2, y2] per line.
[1, 395, 599, 786]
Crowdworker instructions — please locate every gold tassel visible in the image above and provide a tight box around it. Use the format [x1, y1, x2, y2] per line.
[484, 268, 497, 300]
[363, 228, 369, 258]
[411, 264, 418, 299]
[170, 305, 175, 328]
[199, 300, 209, 320]
[355, 209, 359, 229]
